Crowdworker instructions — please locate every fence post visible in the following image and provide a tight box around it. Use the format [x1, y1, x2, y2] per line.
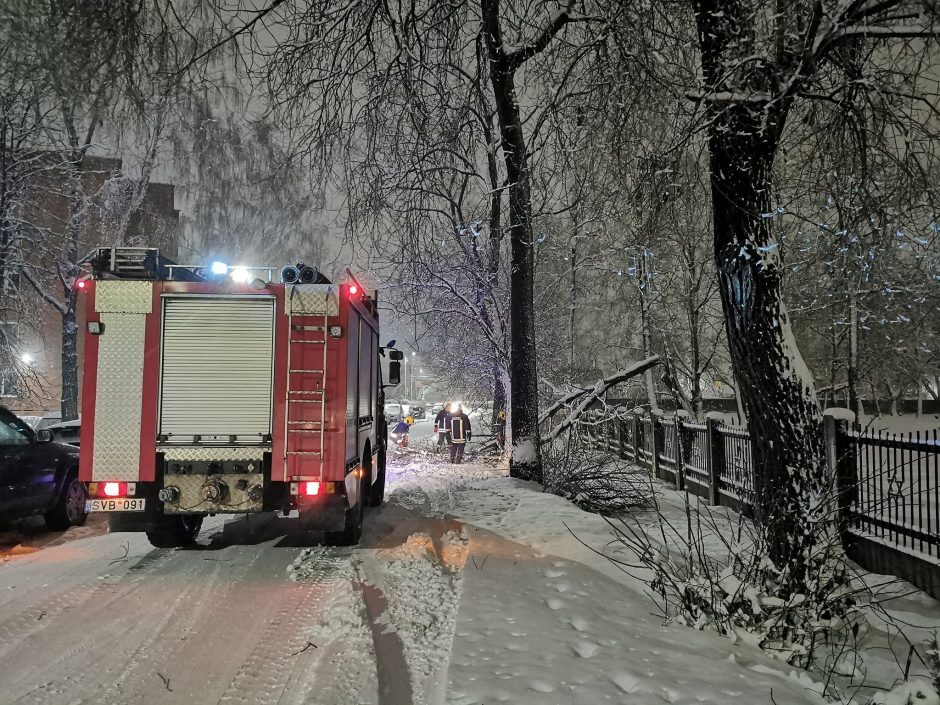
[633, 412, 643, 468]
[650, 412, 661, 480]
[617, 417, 626, 459]
[705, 414, 724, 506]
[823, 409, 858, 544]
[674, 411, 688, 491]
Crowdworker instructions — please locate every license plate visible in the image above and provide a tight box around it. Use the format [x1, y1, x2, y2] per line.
[85, 498, 146, 512]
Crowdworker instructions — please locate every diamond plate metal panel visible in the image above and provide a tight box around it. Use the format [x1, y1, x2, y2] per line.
[162, 473, 264, 514]
[285, 284, 339, 315]
[161, 447, 268, 462]
[92, 313, 146, 481]
[95, 280, 153, 314]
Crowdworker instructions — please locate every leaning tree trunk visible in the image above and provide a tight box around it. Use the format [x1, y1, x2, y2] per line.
[708, 108, 826, 583]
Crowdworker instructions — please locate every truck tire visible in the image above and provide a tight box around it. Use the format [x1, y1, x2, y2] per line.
[325, 473, 364, 546]
[44, 472, 88, 531]
[146, 515, 203, 548]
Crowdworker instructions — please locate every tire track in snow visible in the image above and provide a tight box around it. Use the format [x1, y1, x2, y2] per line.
[220, 549, 358, 705]
[5, 551, 215, 705]
[85, 558, 232, 705]
[0, 546, 180, 663]
[360, 581, 415, 705]
[89, 548, 269, 704]
[358, 505, 471, 705]
[285, 548, 378, 705]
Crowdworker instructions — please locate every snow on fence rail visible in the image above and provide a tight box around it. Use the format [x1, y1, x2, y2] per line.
[565, 408, 940, 599]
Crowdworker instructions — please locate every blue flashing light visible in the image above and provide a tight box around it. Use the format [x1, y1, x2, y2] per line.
[210, 261, 229, 276]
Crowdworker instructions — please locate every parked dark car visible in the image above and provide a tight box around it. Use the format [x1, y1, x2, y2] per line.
[0, 406, 87, 530]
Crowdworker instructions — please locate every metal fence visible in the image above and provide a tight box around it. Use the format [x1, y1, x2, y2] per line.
[842, 426, 939, 562]
[572, 409, 940, 598]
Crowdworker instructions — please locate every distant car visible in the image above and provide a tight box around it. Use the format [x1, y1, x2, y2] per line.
[0, 405, 87, 530]
[35, 411, 63, 431]
[18, 415, 43, 429]
[45, 418, 81, 447]
[384, 402, 403, 422]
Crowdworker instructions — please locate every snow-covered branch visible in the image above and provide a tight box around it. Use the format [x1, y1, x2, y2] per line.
[503, 1, 578, 71]
[542, 356, 662, 444]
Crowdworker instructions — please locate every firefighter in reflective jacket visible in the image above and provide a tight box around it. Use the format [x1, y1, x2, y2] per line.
[434, 403, 452, 448]
[448, 405, 471, 464]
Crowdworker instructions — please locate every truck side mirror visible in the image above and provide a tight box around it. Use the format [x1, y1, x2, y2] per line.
[389, 350, 404, 361]
[388, 361, 401, 385]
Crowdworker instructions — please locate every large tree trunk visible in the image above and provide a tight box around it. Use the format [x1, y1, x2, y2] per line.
[708, 111, 826, 581]
[60, 152, 87, 421]
[483, 2, 543, 482]
[61, 302, 79, 420]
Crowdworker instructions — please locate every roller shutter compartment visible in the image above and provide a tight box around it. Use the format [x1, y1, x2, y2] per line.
[159, 297, 275, 439]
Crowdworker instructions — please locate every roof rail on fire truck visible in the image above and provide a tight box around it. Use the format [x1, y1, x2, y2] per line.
[86, 246, 277, 283]
[86, 247, 178, 280]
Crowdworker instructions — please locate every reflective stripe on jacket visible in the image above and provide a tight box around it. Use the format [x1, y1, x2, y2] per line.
[449, 413, 471, 443]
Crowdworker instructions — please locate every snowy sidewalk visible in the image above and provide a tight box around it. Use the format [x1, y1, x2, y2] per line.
[288, 459, 830, 705]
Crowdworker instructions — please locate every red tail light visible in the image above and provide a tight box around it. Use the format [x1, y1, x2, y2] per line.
[103, 482, 128, 497]
[348, 285, 359, 296]
[302, 481, 320, 496]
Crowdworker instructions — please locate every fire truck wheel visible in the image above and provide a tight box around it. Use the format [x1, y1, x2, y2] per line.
[44, 472, 88, 531]
[325, 473, 364, 546]
[146, 515, 203, 548]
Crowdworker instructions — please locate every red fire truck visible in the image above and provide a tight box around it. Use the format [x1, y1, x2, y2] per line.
[77, 247, 401, 547]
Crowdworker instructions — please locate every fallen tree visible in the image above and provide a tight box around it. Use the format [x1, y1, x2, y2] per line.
[541, 356, 662, 444]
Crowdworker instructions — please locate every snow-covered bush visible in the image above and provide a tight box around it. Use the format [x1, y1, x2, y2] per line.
[927, 633, 940, 696]
[870, 678, 940, 705]
[542, 431, 656, 514]
[608, 495, 862, 674]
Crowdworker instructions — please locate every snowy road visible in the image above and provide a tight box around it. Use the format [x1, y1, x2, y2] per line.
[1, 451, 909, 705]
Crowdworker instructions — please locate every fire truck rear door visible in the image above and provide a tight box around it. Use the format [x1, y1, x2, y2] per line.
[159, 296, 275, 441]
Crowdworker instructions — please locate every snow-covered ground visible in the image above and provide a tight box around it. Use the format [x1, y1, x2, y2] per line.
[0, 454, 937, 705]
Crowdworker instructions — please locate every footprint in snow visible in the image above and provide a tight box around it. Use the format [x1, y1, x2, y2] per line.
[543, 568, 565, 578]
[529, 680, 555, 693]
[572, 640, 599, 658]
[659, 687, 682, 703]
[610, 672, 641, 694]
[568, 617, 590, 632]
[544, 597, 565, 610]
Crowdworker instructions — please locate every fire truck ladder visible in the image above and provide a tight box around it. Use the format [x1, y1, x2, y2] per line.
[285, 289, 329, 478]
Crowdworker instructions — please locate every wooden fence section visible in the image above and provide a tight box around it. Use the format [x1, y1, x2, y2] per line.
[571, 409, 940, 599]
